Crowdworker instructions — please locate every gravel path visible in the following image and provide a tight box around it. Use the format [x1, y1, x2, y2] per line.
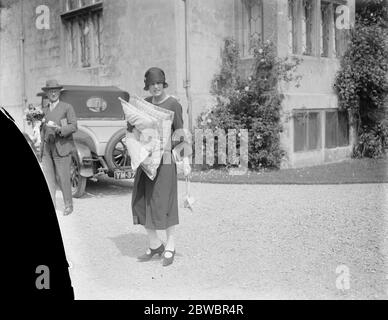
[57, 178, 388, 300]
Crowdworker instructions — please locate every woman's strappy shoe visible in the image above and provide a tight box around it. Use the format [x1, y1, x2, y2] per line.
[137, 244, 165, 262]
[162, 250, 176, 267]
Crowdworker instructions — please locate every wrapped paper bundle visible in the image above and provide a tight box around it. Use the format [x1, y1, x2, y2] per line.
[130, 95, 174, 179]
[119, 96, 174, 180]
[126, 128, 154, 172]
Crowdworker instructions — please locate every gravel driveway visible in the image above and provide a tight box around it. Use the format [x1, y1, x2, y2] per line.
[56, 178, 387, 300]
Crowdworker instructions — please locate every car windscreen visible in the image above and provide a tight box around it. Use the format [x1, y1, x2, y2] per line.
[59, 87, 129, 119]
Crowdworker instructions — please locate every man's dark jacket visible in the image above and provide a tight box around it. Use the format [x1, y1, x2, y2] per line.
[40, 100, 77, 157]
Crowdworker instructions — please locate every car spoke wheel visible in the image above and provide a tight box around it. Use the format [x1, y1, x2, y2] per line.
[105, 128, 132, 171]
[112, 138, 130, 168]
[70, 153, 87, 198]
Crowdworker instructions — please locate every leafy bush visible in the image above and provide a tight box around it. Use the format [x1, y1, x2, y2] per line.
[353, 122, 388, 158]
[196, 39, 301, 170]
[334, 0, 388, 158]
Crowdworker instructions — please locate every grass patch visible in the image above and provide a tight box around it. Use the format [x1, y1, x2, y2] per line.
[179, 156, 388, 184]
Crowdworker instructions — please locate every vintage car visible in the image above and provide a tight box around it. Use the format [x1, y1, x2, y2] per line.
[37, 85, 133, 198]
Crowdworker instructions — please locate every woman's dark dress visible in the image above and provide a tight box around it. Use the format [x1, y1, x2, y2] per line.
[131, 96, 183, 230]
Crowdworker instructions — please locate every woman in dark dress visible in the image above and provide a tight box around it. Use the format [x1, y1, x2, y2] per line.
[131, 67, 185, 267]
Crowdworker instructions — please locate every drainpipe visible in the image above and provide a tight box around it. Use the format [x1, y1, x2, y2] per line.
[20, 0, 27, 130]
[182, 0, 193, 133]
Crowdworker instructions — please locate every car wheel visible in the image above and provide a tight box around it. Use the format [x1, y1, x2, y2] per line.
[70, 152, 87, 198]
[104, 128, 131, 170]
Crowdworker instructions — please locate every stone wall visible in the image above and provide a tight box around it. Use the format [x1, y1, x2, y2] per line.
[1, 0, 179, 127]
[1, 0, 357, 168]
[275, 0, 356, 168]
[182, 0, 235, 127]
[0, 1, 24, 129]
[1, 0, 236, 132]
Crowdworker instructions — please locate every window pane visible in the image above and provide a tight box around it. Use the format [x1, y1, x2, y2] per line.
[80, 0, 92, 7]
[325, 111, 338, 148]
[333, 5, 339, 57]
[249, 0, 262, 46]
[241, 1, 249, 56]
[308, 112, 321, 150]
[78, 16, 91, 67]
[288, 0, 298, 54]
[338, 111, 349, 146]
[98, 12, 103, 62]
[70, 21, 78, 67]
[334, 4, 347, 57]
[68, 0, 78, 10]
[241, 0, 263, 56]
[321, 1, 330, 57]
[294, 113, 307, 152]
[63, 3, 103, 68]
[302, 0, 313, 55]
[92, 13, 102, 64]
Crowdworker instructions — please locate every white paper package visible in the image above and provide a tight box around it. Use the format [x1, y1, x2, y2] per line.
[120, 96, 174, 180]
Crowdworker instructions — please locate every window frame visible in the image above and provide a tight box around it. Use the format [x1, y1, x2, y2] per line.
[301, 0, 314, 56]
[287, 0, 349, 59]
[293, 110, 322, 153]
[288, 0, 298, 55]
[238, 0, 264, 59]
[61, 0, 103, 69]
[325, 109, 350, 149]
[293, 108, 350, 153]
[63, 0, 102, 15]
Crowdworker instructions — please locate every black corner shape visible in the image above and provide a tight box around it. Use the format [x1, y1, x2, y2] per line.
[0, 108, 74, 300]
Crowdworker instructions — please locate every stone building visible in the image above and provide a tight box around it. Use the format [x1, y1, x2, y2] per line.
[0, 0, 355, 168]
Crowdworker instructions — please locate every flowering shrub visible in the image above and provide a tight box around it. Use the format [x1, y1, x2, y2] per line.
[24, 104, 44, 124]
[23, 104, 44, 154]
[334, 0, 388, 158]
[197, 39, 301, 170]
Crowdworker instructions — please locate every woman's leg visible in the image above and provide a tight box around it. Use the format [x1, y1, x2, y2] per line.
[165, 225, 176, 257]
[137, 228, 164, 261]
[145, 228, 163, 250]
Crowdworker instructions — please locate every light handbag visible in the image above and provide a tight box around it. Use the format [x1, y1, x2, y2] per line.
[172, 147, 194, 211]
[172, 147, 192, 176]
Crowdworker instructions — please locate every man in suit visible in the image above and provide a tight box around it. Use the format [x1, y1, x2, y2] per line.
[40, 79, 78, 216]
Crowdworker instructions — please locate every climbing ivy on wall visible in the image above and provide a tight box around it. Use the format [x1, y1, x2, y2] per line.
[334, 0, 388, 158]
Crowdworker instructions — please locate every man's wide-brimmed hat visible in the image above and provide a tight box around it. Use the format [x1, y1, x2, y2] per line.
[41, 79, 63, 91]
[144, 67, 168, 91]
